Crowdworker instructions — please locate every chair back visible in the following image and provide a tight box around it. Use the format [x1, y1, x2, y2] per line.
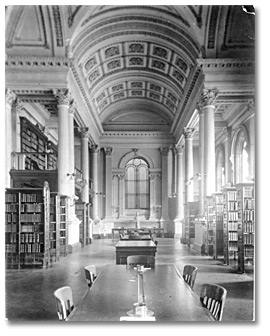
[84, 265, 97, 287]
[54, 286, 74, 321]
[126, 255, 155, 268]
[183, 265, 198, 289]
[200, 283, 227, 321]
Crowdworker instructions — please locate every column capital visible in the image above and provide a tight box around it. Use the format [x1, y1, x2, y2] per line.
[149, 172, 160, 180]
[118, 173, 125, 180]
[104, 147, 113, 156]
[5, 88, 16, 107]
[222, 126, 232, 139]
[183, 127, 195, 139]
[197, 89, 219, 109]
[171, 146, 177, 156]
[53, 89, 73, 106]
[176, 145, 185, 154]
[14, 98, 24, 113]
[78, 126, 89, 139]
[159, 147, 170, 156]
[90, 144, 99, 153]
[69, 100, 77, 115]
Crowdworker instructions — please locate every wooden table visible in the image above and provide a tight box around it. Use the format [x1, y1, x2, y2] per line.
[120, 235, 152, 241]
[67, 264, 214, 322]
[115, 240, 157, 265]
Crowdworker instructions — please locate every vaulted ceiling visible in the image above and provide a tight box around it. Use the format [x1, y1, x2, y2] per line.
[5, 5, 255, 144]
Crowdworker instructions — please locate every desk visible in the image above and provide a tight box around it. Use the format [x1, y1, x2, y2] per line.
[120, 235, 152, 241]
[115, 240, 157, 265]
[67, 264, 213, 322]
[112, 228, 127, 239]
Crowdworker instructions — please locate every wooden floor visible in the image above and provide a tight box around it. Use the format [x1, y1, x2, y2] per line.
[5, 238, 254, 322]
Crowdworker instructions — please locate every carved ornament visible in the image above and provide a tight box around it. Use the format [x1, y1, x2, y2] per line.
[53, 89, 73, 106]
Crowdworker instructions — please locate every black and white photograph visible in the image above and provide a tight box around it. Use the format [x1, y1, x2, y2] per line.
[3, 3, 262, 331]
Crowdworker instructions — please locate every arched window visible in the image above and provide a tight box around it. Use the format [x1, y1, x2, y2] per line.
[235, 130, 249, 183]
[125, 158, 149, 209]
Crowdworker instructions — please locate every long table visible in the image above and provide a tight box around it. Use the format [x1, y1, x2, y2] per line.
[115, 240, 157, 265]
[112, 227, 165, 239]
[67, 264, 214, 322]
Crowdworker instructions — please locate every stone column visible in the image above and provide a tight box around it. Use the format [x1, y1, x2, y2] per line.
[90, 145, 99, 220]
[247, 100, 255, 180]
[118, 173, 125, 218]
[69, 100, 76, 197]
[79, 127, 90, 203]
[149, 173, 157, 219]
[159, 147, 170, 225]
[54, 89, 73, 196]
[184, 127, 195, 203]
[223, 126, 232, 186]
[197, 106, 205, 214]
[5, 89, 16, 187]
[104, 147, 113, 221]
[198, 89, 218, 196]
[174, 145, 185, 237]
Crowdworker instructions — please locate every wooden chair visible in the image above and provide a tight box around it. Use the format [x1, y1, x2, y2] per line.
[126, 255, 155, 268]
[54, 286, 74, 321]
[183, 264, 198, 289]
[84, 265, 97, 288]
[200, 283, 227, 321]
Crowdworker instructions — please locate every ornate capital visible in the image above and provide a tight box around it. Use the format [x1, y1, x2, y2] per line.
[104, 147, 113, 156]
[118, 173, 125, 180]
[78, 127, 89, 138]
[69, 100, 77, 115]
[149, 173, 160, 181]
[171, 146, 177, 156]
[90, 144, 99, 153]
[197, 89, 219, 109]
[5, 88, 16, 107]
[183, 127, 195, 139]
[53, 89, 73, 106]
[176, 145, 185, 154]
[160, 147, 170, 156]
[14, 98, 24, 113]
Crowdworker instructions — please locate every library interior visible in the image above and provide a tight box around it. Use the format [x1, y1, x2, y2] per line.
[5, 5, 255, 322]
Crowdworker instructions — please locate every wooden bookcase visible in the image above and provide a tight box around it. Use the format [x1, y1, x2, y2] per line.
[49, 192, 60, 263]
[236, 183, 255, 273]
[59, 196, 68, 257]
[5, 182, 50, 268]
[187, 201, 199, 244]
[20, 117, 57, 170]
[75, 201, 90, 247]
[205, 196, 214, 256]
[223, 187, 238, 265]
[212, 192, 224, 259]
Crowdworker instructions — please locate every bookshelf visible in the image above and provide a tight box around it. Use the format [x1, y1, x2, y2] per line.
[213, 192, 224, 259]
[75, 201, 90, 246]
[5, 182, 50, 268]
[20, 117, 57, 170]
[205, 196, 214, 256]
[236, 183, 255, 273]
[187, 201, 199, 243]
[59, 196, 68, 257]
[49, 192, 60, 263]
[223, 187, 238, 265]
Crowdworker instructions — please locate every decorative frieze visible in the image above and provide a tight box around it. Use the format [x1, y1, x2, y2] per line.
[6, 56, 72, 68]
[183, 127, 195, 139]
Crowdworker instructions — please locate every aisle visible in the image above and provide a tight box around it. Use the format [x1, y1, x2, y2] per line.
[5, 238, 254, 321]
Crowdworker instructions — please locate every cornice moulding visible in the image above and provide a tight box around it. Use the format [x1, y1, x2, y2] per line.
[5, 56, 73, 68]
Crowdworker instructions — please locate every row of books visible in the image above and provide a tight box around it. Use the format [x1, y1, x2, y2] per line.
[5, 213, 18, 222]
[228, 222, 238, 231]
[227, 212, 238, 221]
[244, 199, 255, 209]
[5, 244, 17, 253]
[19, 243, 43, 253]
[244, 246, 254, 257]
[6, 233, 17, 243]
[225, 192, 237, 201]
[243, 210, 255, 221]
[20, 213, 42, 222]
[228, 241, 238, 251]
[21, 203, 43, 213]
[21, 224, 44, 232]
[5, 204, 18, 212]
[228, 232, 238, 241]
[244, 233, 254, 245]
[5, 224, 17, 232]
[21, 193, 43, 203]
[226, 202, 238, 211]
[5, 194, 18, 202]
[20, 233, 41, 243]
[244, 222, 255, 233]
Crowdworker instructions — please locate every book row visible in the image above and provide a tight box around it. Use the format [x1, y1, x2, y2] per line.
[19, 243, 43, 253]
[243, 222, 255, 233]
[228, 232, 238, 241]
[244, 233, 254, 245]
[20, 233, 42, 243]
[5, 224, 17, 232]
[21, 224, 44, 232]
[20, 213, 42, 222]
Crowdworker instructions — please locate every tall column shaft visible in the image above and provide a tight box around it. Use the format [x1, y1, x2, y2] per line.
[54, 89, 72, 196]
[223, 127, 232, 186]
[198, 89, 219, 197]
[91, 145, 99, 220]
[104, 147, 113, 219]
[184, 128, 195, 203]
[80, 128, 89, 203]
[248, 101, 255, 180]
[118, 173, 125, 218]
[5, 89, 16, 187]
[160, 147, 170, 222]
[198, 108, 205, 214]
[69, 102, 76, 197]
[175, 145, 185, 220]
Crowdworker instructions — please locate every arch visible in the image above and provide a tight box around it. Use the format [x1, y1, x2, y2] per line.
[230, 125, 250, 184]
[118, 150, 155, 169]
